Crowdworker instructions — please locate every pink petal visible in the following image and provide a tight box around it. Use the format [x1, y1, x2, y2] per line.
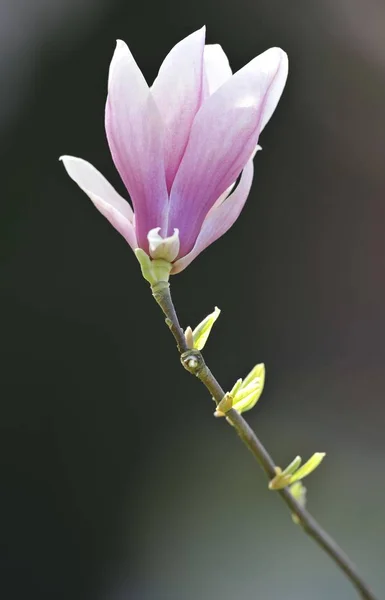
[60, 155, 137, 249]
[210, 145, 261, 212]
[171, 159, 254, 274]
[168, 47, 288, 256]
[151, 27, 206, 191]
[203, 44, 232, 96]
[105, 40, 168, 250]
[258, 52, 289, 132]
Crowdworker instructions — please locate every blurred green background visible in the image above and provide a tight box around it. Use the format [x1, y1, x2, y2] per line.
[1, 0, 385, 598]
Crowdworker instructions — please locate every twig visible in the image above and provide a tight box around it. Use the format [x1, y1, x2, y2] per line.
[151, 282, 377, 600]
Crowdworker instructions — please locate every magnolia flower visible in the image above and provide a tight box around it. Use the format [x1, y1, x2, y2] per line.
[61, 27, 288, 274]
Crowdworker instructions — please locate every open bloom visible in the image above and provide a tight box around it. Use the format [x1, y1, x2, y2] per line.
[61, 27, 288, 273]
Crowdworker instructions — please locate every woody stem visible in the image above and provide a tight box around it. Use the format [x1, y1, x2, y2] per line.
[151, 281, 377, 600]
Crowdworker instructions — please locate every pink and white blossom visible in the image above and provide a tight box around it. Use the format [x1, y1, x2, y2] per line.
[61, 27, 288, 273]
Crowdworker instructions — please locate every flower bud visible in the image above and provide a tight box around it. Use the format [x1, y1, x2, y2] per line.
[184, 326, 194, 349]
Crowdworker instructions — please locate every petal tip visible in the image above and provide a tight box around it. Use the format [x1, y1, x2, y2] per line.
[190, 25, 206, 42]
[115, 39, 127, 49]
[112, 39, 132, 62]
[59, 155, 80, 172]
[258, 47, 288, 73]
[271, 47, 289, 72]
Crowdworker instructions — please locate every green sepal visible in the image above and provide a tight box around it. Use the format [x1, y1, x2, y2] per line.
[135, 248, 172, 286]
[192, 306, 221, 350]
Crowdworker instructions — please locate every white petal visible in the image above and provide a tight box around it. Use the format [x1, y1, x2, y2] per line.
[105, 40, 168, 249]
[168, 48, 286, 256]
[204, 44, 232, 96]
[60, 155, 137, 249]
[151, 27, 206, 190]
[258, 48, 288, 131]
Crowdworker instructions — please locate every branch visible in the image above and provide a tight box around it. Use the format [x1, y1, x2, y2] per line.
[152, 282, 377, 600]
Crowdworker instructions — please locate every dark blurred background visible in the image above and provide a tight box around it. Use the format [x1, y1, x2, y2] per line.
[1, 0, 385, 598]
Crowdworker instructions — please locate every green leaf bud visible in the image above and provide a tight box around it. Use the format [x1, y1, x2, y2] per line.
[232, 364, 265, 414]
[289, 452, 326, 484]
[192, 306, 221, 350]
